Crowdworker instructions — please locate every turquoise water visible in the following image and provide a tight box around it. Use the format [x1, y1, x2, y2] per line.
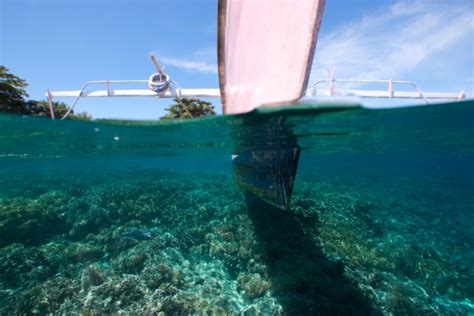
[0, 101, 473, 314]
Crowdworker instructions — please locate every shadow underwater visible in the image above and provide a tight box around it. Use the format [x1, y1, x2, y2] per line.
[245, 193, 378, 315]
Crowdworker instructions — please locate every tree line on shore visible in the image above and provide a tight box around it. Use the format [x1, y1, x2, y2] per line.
[0, 65, 216, 120]
[0, 65, 91, 120]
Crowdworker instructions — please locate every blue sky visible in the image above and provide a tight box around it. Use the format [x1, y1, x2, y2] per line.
[1, 0, 472, 119]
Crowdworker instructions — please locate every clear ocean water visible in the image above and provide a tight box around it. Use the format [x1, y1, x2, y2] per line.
[0, 101, 473, 314]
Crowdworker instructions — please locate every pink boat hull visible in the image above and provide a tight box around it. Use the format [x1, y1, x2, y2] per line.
[218, 0, 325, 114]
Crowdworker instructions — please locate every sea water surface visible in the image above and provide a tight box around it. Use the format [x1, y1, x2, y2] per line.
[0, 101, 473, 314]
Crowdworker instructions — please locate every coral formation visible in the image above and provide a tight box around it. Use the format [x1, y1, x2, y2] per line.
[81, 265, 104, 291]
[0, 169, 472, 314]
[237, 273, 270, 299]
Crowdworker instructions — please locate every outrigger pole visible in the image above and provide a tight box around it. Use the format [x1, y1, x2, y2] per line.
[310, 68, 465, 104]
[45, 54, 221, 120]
[45, 67, 465, 120]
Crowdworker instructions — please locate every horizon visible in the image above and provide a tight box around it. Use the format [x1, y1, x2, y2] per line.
[1, 0, 472, 119]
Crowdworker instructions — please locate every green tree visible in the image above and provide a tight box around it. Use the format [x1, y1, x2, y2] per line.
[24, 100, 67, 117]
[160, 98, 216, 120]
[70, 111, 92, 121]
[24, 100, 92, 120]
[1, 65, 91, 120]
[0, 65, 29, 113]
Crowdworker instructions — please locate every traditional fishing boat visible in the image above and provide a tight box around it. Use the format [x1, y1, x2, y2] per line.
[45, 0, 464, 210]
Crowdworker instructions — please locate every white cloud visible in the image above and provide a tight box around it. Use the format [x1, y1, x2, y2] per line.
[159, 50, 217, 74]
[311, 0, 474, 95]
[193, 47, 217, 58]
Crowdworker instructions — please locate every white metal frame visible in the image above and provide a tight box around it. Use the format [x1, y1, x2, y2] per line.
[48, 80, 221, 99]
[46, 76, 466, 119]
[46, 80, 221, 119]
[310, 78, 465, 104]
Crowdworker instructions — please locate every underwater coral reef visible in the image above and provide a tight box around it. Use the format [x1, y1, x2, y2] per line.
[0, 169, 473, 314]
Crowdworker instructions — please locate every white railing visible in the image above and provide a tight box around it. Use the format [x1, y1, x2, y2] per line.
[48, 80, 221, 99]
[310, 78, 465, 104]
[45, 76, 466, 119]
[46, 80, 221, 119]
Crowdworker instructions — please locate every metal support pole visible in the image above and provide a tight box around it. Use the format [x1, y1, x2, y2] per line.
[327, 67, 336, 96]
[47, 89, 55, 119]
[388, 79, 393, 98]
[149, 53, 165, 77]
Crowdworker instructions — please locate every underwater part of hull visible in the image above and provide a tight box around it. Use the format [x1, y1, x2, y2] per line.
[231, 115, 300, 210]
[232, 146, 300, 210]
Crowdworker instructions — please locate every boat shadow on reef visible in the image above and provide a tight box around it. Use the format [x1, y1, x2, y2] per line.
[245, 193, 377, 315]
